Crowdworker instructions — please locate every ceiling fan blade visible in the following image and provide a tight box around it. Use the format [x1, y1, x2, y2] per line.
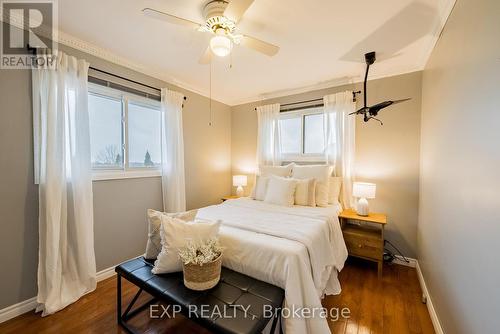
[369, 98, 411, 111]
[240, 35, 279, 56]
[224, 0, 255, 23]
[350, 106, 369, 115]
[199, 46, 212, 65]
[390, 98, 412, 105]
[142, 8, 201, 30]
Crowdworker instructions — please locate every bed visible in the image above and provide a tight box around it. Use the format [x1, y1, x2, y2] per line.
[196, 197, 348, 334]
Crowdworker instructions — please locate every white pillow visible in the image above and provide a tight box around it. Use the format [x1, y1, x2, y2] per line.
[144, 209, 198, 260]
[328, 176, 342, 204]
[294, 178, 316, 207]
[259, 163, 294, 177]
[251, 175, 270, 201]
[264, 176, 297, 207]
[292, 165, 331, 207]
[152, 216, 221, 274]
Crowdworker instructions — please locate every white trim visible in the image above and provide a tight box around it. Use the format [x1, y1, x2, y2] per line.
[92, 169, 161, 181]
[95, 265, 118, 282]
[392, 255, 417, 268]
[416, 261, 445, 334]
[0, 297, 37, 324]
[0, 256, 142, 324]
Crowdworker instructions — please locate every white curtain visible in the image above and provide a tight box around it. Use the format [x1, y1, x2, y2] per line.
[324, 91, 356, 208]
[256, 103, 281, 167]
[161, 88, 186, 212]
[32, 51, 96, 316]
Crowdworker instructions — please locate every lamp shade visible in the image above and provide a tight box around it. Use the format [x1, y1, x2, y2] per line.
[353, 182, 376, 199]
[233, 175, 247, 187]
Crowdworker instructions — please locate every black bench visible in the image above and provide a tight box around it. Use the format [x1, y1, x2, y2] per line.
[115, 257, 284, 334]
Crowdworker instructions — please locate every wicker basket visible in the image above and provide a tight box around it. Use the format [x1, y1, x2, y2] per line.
[182, 253, 222, 291]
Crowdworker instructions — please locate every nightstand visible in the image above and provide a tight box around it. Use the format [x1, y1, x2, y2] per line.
[221, 195, 239, 202]
[339, 209, 387, 278]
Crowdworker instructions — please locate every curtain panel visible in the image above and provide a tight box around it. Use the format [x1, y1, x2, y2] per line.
[161, 88, 186, 212]
[256, 103, 281, 167]
[323, 91, 356, 208]
[32, 51, 97, 316]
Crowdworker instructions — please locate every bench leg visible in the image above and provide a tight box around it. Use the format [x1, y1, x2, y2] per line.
[268, 307, 283, 334]
[117, 273, 157, 334]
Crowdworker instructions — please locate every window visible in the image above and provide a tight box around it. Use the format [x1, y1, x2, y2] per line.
[279, 107, 325, 160]
[128, 102, 161, 168]
[88, 84, 161, 180]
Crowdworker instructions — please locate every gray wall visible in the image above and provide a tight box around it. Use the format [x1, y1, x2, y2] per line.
[0, 28, 232, 309]
[418, 0, 500, 333]
[231, 71, 422, 258]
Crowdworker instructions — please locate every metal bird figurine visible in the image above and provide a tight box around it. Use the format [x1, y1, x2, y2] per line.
[350, 52, 411, 124]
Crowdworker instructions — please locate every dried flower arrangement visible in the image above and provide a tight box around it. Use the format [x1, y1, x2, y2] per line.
[178, 237, 223, 266]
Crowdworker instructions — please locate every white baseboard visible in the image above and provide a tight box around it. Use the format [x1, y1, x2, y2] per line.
[392, 255, 417, 268]
[96, 265, 118, 282]
[416, 262, 444, 334]
[0, 297, 38, 324]
[0, 256, 140, 324]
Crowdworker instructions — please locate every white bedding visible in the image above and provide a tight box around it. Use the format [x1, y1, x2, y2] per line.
[197, 197, 348, 334]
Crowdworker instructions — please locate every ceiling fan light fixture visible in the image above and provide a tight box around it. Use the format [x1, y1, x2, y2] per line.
[210, 33, 232, 57]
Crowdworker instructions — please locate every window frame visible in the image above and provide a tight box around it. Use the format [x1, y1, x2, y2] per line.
[279, 106, 326, 162]
[88, 83, 162, 181]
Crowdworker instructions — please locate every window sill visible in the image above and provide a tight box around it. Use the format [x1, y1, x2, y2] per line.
[92, 169, 161, 181]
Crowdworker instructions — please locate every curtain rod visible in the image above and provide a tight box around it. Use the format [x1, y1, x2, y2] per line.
[89, 67, 187, 101]
[254, 91, 361, 111]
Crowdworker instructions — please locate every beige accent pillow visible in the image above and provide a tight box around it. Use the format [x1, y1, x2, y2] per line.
[294, 178, 317, 207]
[152, 216, 221, 274]
[251, 175, 270, 201]
[259, 163, 294, 177]
[264, 175, 298, 207]
[144, 209, 198, 260]
[292, 165, 331, 207]
[328, 177, 342, 204]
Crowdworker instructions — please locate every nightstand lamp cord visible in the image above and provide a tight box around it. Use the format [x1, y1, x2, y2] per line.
[384, 239, 410, 264]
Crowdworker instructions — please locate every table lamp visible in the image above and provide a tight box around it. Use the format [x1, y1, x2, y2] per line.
[352, 182, 376, 216]
[233, 175, 247, 197]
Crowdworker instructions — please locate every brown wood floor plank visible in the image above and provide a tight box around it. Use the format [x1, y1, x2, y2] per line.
[0, 259, 435, 334]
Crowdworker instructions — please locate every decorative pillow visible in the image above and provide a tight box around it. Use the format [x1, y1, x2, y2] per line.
[328, 176, 342, 204]
[144, 209, 198, 260]
[294, 178, 317, 207]
[292, 165, 331, 207]
[251, 175, 270, 201]
[259, 163, 294, 177]
[152, 216, 221, 274]
[264, 175, 298, 207]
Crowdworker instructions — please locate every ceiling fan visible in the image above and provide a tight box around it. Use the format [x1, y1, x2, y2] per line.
[350, 51, 411, 124]
[142, 0, 280, 64]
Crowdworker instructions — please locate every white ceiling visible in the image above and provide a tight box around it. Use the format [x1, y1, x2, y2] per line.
[58, 0, 454, 105]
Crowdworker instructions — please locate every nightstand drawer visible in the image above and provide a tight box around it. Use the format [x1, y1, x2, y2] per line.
[344, 232, 383, 260]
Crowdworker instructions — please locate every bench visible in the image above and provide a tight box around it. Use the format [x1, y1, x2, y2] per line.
[115, 257, 285, 334]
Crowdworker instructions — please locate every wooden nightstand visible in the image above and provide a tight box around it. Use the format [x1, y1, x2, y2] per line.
[221, 195, 240, 202]
[339, 209, 387, 278]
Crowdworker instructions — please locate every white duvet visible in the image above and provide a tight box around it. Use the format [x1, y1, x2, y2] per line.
[197, 198, 348, 334]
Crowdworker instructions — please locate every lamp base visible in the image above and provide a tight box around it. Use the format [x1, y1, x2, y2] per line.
[355, 198, 369, 216]
[236, 186, 244, 197]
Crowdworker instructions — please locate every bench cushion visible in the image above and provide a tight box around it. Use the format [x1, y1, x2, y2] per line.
[116, 257, 284, 334]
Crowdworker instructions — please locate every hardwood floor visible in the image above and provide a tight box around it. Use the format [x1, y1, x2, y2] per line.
[0, 259, 435, 334]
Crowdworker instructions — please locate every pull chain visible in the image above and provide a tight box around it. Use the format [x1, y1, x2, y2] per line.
[209, 57, 213, 126]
